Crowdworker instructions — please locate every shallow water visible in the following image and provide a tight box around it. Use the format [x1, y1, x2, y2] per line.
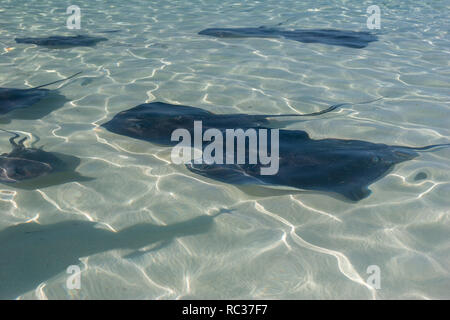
[0, 0, 449, 299]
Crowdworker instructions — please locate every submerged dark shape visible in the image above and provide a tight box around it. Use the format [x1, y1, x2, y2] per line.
[15, 35, 108, 48]
[186, 130, 448, 201]
[0, 72, 81, 116]
[0, 212, 222, 299]
[198, 27, 378, 48]
[101, 101, 343, 146]
[0, 130, 92, 189]
[101, 102, 448, 201]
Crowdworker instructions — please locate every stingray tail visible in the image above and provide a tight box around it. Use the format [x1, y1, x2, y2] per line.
[404, 143, 450, 152]
[32, 71, 82, 89]
[267, 97, 383, 117]
[0, 128, 21, 147]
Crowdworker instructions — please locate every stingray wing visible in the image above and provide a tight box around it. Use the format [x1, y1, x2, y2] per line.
[0, 88, 50, 114]
[0, 156, 53, 183]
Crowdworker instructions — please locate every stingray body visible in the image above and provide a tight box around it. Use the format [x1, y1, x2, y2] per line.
[186, 129, 425, 201]
[15, 35, 108, 48]
[0, 72, 81, 115]
[101, 101, 342, 146]
[198, 27, 378, 48]
[0, 131, 91, 188]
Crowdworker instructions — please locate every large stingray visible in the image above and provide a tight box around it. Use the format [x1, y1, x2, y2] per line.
[0, 130, 92, 189]
[0, 212, 224, 299]
[101, 101, 345, 146]
[15, 35, 108, 48]
[101, 102, 448, 201]
[186, 129, 449, 201]
[198, 27, 378, 48]
[0, 71, 81, 116]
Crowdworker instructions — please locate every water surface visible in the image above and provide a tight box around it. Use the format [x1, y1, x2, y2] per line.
[0, 0, 449, 299]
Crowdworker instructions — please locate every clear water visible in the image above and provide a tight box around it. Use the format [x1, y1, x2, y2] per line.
[0, 0, 449, 299]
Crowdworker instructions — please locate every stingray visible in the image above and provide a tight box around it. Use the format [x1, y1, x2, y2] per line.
[0, 212, 225, 299]
[186, 129, 449, 201]
[198, 27, 378, 48]
[15, 35, 108, 48]
[101, 101, 348, 146]
[0, 130, 92, 189]
[0, 71, 81, 116]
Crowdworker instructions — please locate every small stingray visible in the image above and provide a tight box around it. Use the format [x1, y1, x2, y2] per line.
[15, 35, 108, 48]
[101, 101, 350, 146]
[0, 71, 81, 116]
[198, 27, 378, 48]
[0, 130, 92, 189]
[186, 130, 449, 201]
